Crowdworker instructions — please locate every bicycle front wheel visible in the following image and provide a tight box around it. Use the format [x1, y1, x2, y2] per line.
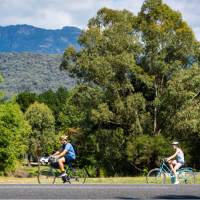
[178, 169, 195, 184]
[146, 168, 166, 184]
[38, 166, 56, 184]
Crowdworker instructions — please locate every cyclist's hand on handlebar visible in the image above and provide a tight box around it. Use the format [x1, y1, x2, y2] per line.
[50, 155, 58, 159]
[49, 155, 58, 162]
[164, 158, 169, 162]
[49, 155, 55, 159]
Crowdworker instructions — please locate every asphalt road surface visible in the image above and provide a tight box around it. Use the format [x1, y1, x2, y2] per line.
[0, 184, 200, 199]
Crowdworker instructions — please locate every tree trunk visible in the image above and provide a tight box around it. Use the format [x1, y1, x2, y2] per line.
[135, 111, 143, 134]
[153, 82, 158, 135]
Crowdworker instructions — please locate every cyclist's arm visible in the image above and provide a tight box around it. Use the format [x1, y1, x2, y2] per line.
[56, 149, 67, 158]
[52, 147, 63, 156]
[52, 151, 60, 156]
[167, 149, 179, 161]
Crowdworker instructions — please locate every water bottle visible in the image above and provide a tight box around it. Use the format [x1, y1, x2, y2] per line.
[171, 175, 176, 184]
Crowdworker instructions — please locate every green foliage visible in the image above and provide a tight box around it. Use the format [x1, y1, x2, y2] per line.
[0, 0, 197, 176]
[162, 65, 200, 138]
[136, 0, 199, 135]
[16, 87, 69, 130]
[61, 7, 151, 138]
[59, 85, 103, 129]
[126, 134, 170, 169]
[25, 102, 56, 158]
[94, 128, 126, 176]
[60, 2, 200, 174]
[16, 92, 38, 112]
[38, 87, 69, 130]
[0, 103, 31, 174]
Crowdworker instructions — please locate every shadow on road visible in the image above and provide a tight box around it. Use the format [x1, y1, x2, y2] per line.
[155, 195, 200, 199]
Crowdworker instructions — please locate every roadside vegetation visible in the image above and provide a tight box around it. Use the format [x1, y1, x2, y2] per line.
[0, 0, 200, 180]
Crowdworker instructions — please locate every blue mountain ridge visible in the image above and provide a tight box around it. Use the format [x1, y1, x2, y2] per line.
[0, 24, 81, 54]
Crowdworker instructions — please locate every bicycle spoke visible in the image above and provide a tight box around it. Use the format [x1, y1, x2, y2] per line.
[54, 175, 71, 184]
[178, 170, 195, 184]
[146, 168, 166, 184]
[38, 166, 56, 184]
[66, 167, 87, 184]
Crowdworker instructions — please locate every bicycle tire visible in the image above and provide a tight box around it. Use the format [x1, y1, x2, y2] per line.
[53, 174, 70, 184]
[53, 167, 87, 184]
[146, 168, 166, 184]
[178, 169, 195, 184]
[66, 167, 87, 184]
[38, 166, 56, 184]
[72, 167, 87, 184]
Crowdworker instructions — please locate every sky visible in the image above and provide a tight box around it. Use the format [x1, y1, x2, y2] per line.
[0, 0, 200, 40]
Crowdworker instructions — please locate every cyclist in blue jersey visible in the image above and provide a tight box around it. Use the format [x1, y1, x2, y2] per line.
[51, 135, 76, 177]
[166, 141, 184, 184]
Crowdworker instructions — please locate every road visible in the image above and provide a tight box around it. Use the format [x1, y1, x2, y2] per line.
[0, 184, 199, 199]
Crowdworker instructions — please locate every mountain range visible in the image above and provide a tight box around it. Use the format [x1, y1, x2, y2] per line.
[0, 24, 82, 98]
[0, 24, 81, 54]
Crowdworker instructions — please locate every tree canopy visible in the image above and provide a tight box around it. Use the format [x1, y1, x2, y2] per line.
[25, 102, 56, 160]
[0, 103, 31, 174]
[60, 0, 200, 175]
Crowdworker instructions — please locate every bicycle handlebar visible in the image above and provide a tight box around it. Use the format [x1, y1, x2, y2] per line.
[48, 156, 58, 163]
[160, 158, 168, 163]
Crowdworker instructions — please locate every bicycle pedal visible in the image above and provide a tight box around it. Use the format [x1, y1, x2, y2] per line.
[62, 176, 67, 181]
[62, 178, 70, 183]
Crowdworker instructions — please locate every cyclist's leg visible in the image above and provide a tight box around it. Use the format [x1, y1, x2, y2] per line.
[174, 162, 182, 171]
[63, 156, 75, 181]
[58, 157, 67, 176]
[168, 160, 180, 184]
[65, 155, 75, 166]
[174, 162, 182, 183]
[168, 160, 177, 174]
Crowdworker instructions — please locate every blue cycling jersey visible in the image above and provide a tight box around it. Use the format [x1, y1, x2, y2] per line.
[62, 143, 76, 160]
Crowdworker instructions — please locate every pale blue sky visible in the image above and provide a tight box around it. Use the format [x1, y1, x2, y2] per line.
[0, 0, 200, 40]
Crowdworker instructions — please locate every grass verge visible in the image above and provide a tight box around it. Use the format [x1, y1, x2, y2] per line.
[0, 176, 199, 184]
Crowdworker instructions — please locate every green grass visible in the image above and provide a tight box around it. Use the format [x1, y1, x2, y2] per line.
[0, 176, 199, 184]
[0, 165, 199, 184]
[0, 176, 145, 184]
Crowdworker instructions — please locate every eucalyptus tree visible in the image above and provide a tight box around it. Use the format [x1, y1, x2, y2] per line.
[136, 0, 199, 134]
[163, 65, 200, 165]
[25, 102, 56, 162]
[61, 8, 151, 135]
[60, 8, 152, 175]
[60, 1, 200, 173]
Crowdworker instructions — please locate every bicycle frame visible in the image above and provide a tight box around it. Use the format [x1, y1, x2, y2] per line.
[158, 161, 195, 183]
[158, 161, 172, 177]
[146, 160, 195, 184]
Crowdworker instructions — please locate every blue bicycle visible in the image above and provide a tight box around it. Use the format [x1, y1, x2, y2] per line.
[146, 160, 195, 184]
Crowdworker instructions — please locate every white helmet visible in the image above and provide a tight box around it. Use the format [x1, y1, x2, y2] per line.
[171, 141, 179, 145]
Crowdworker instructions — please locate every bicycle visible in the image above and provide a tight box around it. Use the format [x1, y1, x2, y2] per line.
[146, 159, 195, 184]
[38, 156, 87, 184]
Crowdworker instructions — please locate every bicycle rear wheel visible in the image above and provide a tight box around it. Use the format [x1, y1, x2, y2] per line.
[68, 167, 87, 184]
[178, 169, 195, 184]
[146, 168, 166, 184]
[53, 167, 87, 184]
[38, 166, 56, 184]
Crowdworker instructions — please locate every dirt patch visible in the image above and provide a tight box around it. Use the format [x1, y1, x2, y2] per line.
[13, 169, 30, 178]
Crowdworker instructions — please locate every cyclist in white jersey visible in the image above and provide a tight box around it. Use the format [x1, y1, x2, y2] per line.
[166, 141, 184, 184]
